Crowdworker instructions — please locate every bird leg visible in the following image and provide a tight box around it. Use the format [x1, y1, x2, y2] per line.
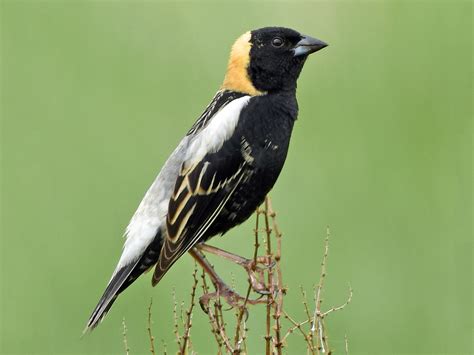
[196, 243, 274, 295]
[189, 248, 266, 312]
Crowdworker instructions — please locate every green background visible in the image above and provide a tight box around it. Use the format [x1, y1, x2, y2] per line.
[1, 0, 472, 354]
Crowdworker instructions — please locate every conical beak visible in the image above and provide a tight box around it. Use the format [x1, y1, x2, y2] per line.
[293, 35, 328, 57]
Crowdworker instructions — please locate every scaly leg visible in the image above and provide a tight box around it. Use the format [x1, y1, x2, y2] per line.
[196, 243, 274, 294]
[189, 248, 266, 312]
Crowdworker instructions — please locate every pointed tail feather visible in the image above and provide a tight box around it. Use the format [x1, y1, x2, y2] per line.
[84, 232, 164, 333]
[84, 261, 139, 332]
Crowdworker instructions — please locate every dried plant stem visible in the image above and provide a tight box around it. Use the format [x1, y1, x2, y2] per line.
[180, 263, 199, 354]
[210, 301, 234, 353]
[216, 300, 230, 348]
[147, 298, 156, 355]
[263, 198, 274, 355]
[268, 199, 284, 353]
[322, 285, 353, 317]
[233, 210, 261, 353]
[122, 317, 130, 355]
[201, 270, 234, 353]
[300, 286, 316, 352]
[312, 227, 330, 353]
[282, 310, 313, 348]
[201, 271, 223, 354]
[172, 289, 182, 349]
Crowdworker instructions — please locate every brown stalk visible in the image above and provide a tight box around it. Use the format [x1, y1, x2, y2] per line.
[172, 289, 182, 349]
[267, 198, 284, 353]
[263, 197, 274, 355]
[312, 227, 330, 354]
[233, 209, 261, 353]
[147, 298, 156, 355]
[180, 263, 199, 354]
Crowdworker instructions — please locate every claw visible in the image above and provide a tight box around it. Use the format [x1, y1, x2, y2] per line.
[199, 298, 210, 314]
[242, 257, 275, 294]
[248, 273, 271, 295]
[242, 307, 250, 322]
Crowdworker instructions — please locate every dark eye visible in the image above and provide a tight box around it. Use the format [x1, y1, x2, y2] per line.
[271, 37, 284, 48]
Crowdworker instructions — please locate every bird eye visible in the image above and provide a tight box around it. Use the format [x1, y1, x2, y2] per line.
[271, 37, 284, 48]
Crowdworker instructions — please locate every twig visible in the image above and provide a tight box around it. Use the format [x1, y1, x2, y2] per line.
[263, 198, 273, 355]
[122, 317, 130, 355]
[318, 318, 326, 354]
[312, 227, 330, 354]
[233, 209, 261, 353]
[300, 286, 316, 352]
[147, 298, 156, 355]
[201, 267, 234, 354]
[282, 310, 312, 347]
[207, 300, 234, 353]
[180, 263, 199, 354]
[241, 316, 249, 354]
[179, 300, 185, 330]
[268, 199, 284, 353]
[345, 334, 349, 355]
[216, 299, 229, 348]
[322, 285, 353, 317]
[172, 289, 182, 349]
[201, 272, 223, 353]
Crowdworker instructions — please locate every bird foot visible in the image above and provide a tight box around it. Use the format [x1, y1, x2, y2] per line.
[199, 282, 266, 314]
[240, 256, 275, 295]
[195, 244, 275, 295]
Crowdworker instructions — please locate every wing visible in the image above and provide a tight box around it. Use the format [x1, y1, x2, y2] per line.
[152, 121, 253, 286]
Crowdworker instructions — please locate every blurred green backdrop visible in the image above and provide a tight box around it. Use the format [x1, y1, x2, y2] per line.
[1, 0, 472, 354]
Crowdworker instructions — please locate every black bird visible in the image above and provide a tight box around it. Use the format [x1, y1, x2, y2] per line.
[85, 26, 327, 331]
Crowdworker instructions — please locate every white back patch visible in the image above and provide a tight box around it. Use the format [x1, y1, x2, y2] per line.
[185, 96, 251, 166]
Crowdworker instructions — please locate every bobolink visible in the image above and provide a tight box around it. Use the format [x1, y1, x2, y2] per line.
[86, 26, 327, 331]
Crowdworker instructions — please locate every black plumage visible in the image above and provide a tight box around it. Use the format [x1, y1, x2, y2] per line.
[85, 26, 327, 331]
[205, 91, 298, 237]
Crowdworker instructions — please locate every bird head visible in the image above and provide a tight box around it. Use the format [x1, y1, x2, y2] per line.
[222, 27, 328, 95]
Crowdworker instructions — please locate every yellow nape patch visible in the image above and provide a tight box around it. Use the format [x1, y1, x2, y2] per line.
[221, 31, 265, 96]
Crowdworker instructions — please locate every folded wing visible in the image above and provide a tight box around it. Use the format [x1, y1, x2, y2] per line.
[152, 142, 252, 285]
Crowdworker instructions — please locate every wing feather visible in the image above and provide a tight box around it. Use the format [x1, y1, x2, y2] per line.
[152, 157, 249, 286]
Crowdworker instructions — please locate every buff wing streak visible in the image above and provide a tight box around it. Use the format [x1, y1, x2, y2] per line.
[152, 151, 251, 286]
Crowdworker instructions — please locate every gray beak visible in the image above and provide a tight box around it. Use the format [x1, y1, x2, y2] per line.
[293, 35, 328, 57]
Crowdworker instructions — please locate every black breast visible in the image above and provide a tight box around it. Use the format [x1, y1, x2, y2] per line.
[203, 92, 297, 239]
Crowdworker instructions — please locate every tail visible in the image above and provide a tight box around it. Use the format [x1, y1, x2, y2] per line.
[84, 261, 139, 332]
[84, 233, 164, 333]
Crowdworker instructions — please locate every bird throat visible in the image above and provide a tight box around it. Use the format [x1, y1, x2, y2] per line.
[221, 31, 265, 96]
